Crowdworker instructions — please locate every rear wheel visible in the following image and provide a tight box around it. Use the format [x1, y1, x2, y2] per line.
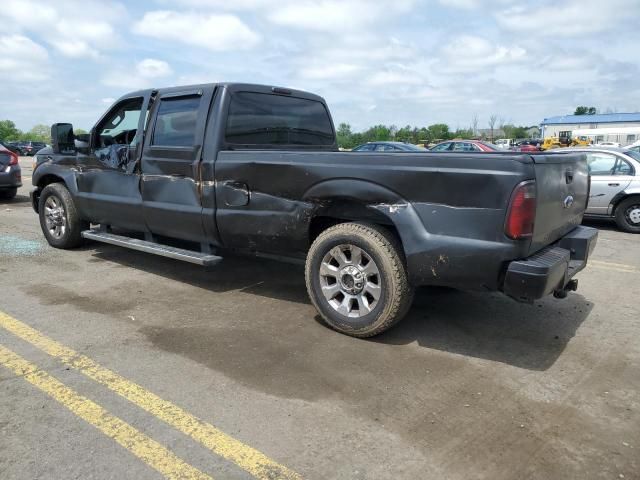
[305, 222, 414, 338]
[38, 183, 88, 248]
[0, 188, 17, 200]
[614, 197, 640, 233]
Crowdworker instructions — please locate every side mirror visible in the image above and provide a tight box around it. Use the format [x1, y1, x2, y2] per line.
[51, 123, 76, 154]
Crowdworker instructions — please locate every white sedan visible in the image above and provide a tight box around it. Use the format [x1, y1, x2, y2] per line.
[564, 147, 640, 233]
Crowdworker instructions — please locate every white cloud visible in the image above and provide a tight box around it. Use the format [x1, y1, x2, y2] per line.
[0, 0, 126, 58]
[136, 58, 173, 78]
[0, 34, 49, 81]
[496, 0, 640, 37]
[438, 0, 480, 8]
[103, 58, 174, 90]
[268, 0, 416, 32]
[366, 71, 423, 86]
[439, 35, 526, 72]
[300, 63, 363, 80]
[132, 11, 260, 51]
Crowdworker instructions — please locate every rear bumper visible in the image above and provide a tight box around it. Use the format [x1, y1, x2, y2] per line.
[0, 167, 22, 189]
[502, 226, 598, 302]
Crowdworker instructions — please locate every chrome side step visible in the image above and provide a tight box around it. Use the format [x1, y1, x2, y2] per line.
[81, 229, 223, 267]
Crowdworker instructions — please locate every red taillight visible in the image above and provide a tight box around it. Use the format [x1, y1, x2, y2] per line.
[9, 152, 19, 166]
[505, 180, 536, 239]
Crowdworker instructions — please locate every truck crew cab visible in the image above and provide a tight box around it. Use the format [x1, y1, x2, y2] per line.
[31, 83, 597, 338]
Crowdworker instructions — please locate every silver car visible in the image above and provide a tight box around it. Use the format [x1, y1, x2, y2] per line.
[563, 147, 640, 233]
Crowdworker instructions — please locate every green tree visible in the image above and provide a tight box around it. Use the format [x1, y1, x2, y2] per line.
[26, 124, 51, 143]
[74, 128, 88, 135]
[395, 125, 414, 143]
[574, 106, 597, 115]
[426, 123, 450, 142]
[336, 123, 353, 149]
[452, 128, 473, 139]
[512, 126, 529, 138]
[0, 120, 21, 141]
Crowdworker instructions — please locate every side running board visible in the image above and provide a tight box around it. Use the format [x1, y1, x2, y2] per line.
[81, 229, 223, 267]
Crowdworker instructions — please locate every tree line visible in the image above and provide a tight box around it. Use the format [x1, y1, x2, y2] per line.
[336, 122, 532, 149]
[0, 120, 53, 143]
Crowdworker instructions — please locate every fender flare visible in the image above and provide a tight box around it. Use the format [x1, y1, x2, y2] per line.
[610, 188, 640, 215]
[302, 178, 427, 257]
[31, 163, 79, 212]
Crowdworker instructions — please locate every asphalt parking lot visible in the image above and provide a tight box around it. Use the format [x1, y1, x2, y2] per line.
[1, 157, 639, 480]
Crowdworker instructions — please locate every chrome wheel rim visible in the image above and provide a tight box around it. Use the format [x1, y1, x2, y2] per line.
[319, 244, 382, 318]
[626, 205, 640, 225]
[44, 196, 67, 238]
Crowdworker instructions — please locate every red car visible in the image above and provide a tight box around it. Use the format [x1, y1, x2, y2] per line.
[516, 144, 539, 152]
[430, 140, 499, 152]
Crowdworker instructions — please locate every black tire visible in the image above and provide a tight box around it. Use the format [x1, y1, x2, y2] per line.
[38, 183, 88, 248]
[0, 188, 17, 200]
[614, 197, 640, 233]
[305, 222, 414, 338]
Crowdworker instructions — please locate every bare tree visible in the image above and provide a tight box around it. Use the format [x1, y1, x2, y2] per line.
[488, 114, 498, 142]
[471, 113, 479, 137]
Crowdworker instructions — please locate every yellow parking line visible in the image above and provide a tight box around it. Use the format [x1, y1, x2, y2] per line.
[590, 260, 639, 274]
[0, 344, 212, 480]
[0, 312, 302, 480]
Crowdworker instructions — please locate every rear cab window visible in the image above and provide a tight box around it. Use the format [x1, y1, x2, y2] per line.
[152, 96, 201, 147]
[225, 92, 335, 147]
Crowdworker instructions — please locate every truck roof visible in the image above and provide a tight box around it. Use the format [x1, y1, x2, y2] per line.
[117, 82, 327, 104]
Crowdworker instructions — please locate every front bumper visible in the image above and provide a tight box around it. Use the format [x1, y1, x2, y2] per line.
[503, 226, 598, 302]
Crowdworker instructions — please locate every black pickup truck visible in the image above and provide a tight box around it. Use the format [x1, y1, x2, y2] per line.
[31, 83, 597, 337]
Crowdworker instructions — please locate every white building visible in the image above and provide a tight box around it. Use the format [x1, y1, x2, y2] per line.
[540, 112, 640, 145]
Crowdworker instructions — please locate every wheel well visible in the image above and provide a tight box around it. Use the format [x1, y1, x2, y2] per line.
[37, 174, 65, 189]
[612, 193, 640, 215]
[308, 212, 403, 250]
[32, 175, 65, 212]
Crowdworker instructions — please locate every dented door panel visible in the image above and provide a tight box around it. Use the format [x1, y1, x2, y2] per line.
[75, 93, 152, 230]
[140, 87, 215, 243]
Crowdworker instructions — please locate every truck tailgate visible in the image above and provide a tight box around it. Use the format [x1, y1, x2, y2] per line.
[529, 152, 589, 254]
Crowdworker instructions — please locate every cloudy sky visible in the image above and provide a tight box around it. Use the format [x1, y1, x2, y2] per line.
[1, 0, 639, 132]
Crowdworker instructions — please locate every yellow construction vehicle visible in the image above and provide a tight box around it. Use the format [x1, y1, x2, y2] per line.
[541, 134, 591, 150]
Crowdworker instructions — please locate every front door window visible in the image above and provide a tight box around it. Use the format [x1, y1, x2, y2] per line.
[94, 97, 144, 171]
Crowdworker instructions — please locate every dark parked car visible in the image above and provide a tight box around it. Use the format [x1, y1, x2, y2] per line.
[18, 141, 47, 156]
[0, 141, 22, 155]
[352, 141, 426, 152]
[0, 144, 21, 199]
[31, 82, 596, 338]
[430, 140, 499, 152]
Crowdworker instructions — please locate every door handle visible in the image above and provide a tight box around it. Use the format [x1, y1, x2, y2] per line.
[608, 183, 620, 187]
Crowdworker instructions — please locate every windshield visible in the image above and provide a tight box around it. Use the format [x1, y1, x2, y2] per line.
[402, 143, 427, 151]
[625, 149, 640, 162]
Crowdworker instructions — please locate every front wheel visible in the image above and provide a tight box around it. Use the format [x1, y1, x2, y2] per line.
[305, 222, 414, 338]
[614, 197, 640, 233]
[38, 183, 88, 248]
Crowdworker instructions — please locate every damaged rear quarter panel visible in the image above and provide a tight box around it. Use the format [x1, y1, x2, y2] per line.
[215, 150, 535, 288]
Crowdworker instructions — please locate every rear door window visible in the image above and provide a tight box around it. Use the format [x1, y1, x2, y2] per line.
[432, 142, 451, 151]
[613, 158, 633, 175]
[225, 92, 335, 146]
[587, 153, 617, 175]
[452, 142, 475, 152]
[152, 96, 201, 147]
[354, 144, 374, 151]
